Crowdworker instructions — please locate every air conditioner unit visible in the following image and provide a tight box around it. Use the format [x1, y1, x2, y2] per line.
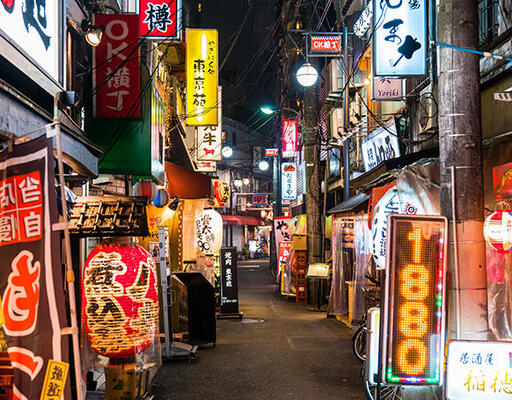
[330, 107, 344, 140]
[417, 85, 439, 134]
[326, 59, 343, 102]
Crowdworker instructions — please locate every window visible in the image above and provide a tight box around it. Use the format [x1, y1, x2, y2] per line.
[478, 0, 499, 49]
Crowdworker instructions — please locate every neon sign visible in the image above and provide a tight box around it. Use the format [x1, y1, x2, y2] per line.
[383, 215, 447, 385]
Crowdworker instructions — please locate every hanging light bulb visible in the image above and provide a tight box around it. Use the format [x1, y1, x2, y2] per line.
[296, 62, 318, 87]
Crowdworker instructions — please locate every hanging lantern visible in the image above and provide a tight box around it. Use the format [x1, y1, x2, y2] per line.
[484, 209, 512, 253]
[153, 188, 170, 207]
[133, 179, 158, 204]
[82, 242, 159, 358]
[195, 209, 223, 254]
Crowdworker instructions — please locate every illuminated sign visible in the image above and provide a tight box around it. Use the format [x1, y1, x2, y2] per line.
[372, 78, 404, 101]
[383, 215, 447, 385]
[282, 120, 297, 158]
[354, 0, 373, 39]
[281, 163, 297, 201]
[265, 148, 279, 157]
[309, 34, 341, 55]
[373, 0, 427, 76]
[139, 0, 181, 40]
[196, 87, 222, 160]
[446, 340, 512, 399]
[186, 29, 218, 126]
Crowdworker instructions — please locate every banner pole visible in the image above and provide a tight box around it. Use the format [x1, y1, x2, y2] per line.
[53, 101, 83, 400]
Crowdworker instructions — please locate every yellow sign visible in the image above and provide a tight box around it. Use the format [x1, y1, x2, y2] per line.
[186, 29, 218, 126]
[41, 360, 69, 400]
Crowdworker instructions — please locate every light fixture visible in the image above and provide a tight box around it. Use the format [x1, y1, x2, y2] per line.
[364, 77, 371, 85]
[82, 20, 104, 47]
[243, 178, 250, 185]
[168, 197, 180, 211]
[222, 146, 233, 158]
[258, 160, 270, 171]
[260, 106, 276, 115]
[233, 179, 243, 188]
[296, 62, 318, 87]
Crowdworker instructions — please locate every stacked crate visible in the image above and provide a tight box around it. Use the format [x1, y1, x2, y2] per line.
[295, 250, 307, 304]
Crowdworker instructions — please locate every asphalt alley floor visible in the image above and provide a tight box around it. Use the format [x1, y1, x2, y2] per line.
[153, 260, 365, 400]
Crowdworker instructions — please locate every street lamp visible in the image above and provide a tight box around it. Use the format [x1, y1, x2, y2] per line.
[259, 105, 300, 118]
[258, 160, 270, 171]
[242, 177, 250, 185]
[233, 179, 243, 188]
[296, 62, 318, 87]
[222, 145, 233, 158]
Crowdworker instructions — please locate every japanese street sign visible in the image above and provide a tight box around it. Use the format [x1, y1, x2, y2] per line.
[220, 247, 240, 315]
[373, 0, 427, 76]
[212, 179, 230, 207]
[264, 148, 279, 157]
[309, 34, 342, 56]
[252, 194, 269, 205]
[281, 163, 297, 200]
[139, 0, 181, 40]
[372, 77, 404, 101]
[282, 120, 297, 158]
[383, 215, 447, 385]
[361, 123, 400, 171]
[196, 87, 222, 160]
[0, 136, 70, 399]
[93, 14, 141, 118]
[41, 359, 69, 400]
[196, 161, 217, 172]
[446, 340, 512, 399]
[186, 29, 218, 126]
[354, 0, 373, 38]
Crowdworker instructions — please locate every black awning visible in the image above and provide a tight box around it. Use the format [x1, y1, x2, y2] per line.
[327, 193, 369, 215]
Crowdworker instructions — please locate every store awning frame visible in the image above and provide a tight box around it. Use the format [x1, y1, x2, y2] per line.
[326, 193, 369, 215]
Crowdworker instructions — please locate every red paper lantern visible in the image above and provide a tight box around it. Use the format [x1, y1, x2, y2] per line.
[484, 209, 512, 253]
[133, 179, 158, 204]
[82, 243, 159, 358]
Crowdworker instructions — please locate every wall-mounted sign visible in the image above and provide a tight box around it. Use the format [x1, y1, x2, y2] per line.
[446, 340, 512, 399]
[252, 194, 269, 205]
[281, 163, 297, 200]
[93, 14, 141, 118]
[383, 215, 447, 385]
[309, 34, 342, 55]
[212, 179, 230, 207]
[354, 0, 373, 39]
[196, 88, 222, 161]
[0, 0, 60, 82]
[220, 247, 240, 315]
[139, 0, 181, 39]
[265, 148, 279, 157]
[373, 0, 426, 76]
[282, 120, 297, 158]
[196, 161, 216, 172]
[186, 29, 218, 126]
[372, 78, 404, 101]
[361, 123, 400, 172]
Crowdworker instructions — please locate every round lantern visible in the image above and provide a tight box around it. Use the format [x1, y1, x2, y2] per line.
[153, 188, 170, 207]
[484, 210, 512, 253]
[133, 179, 158, 204]
[82, 242, 159, 359]
[195, 209, 223, 254]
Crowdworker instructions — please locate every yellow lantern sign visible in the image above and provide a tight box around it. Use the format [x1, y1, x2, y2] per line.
[186, 29, 218, 126]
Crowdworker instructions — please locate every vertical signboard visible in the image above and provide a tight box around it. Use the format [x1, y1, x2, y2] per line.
[383, 215, 447, 385]
[139, 0, 181, 39]
[282, 120, 297, 158]
[196, 87, 222, 160]
[186, 29, 218, 126]
[281, 163, 297, 200]
[0, 136, 70, 399]
[220, 247, 240, 315]
[93, 14, 141, 118]
[373, 0, 427, 76]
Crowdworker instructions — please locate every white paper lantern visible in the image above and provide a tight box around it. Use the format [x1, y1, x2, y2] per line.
[195, 209, 223, 254]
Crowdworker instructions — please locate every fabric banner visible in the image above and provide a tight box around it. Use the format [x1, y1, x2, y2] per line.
[0, 136, 70, 399]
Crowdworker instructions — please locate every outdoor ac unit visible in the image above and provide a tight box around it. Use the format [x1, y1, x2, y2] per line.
[330, 107, 344, 139]
[417, 85, 439, 134]
[326, 60, 343, 102]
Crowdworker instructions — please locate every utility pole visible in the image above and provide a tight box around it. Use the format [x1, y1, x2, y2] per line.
[438, 0, 488, 340]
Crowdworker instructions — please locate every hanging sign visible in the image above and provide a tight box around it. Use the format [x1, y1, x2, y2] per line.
[195, 209, 223, 254]
[139, 0, 181, 39]
[196, 87, 222, 160]
[372, 78, 404, 101]
[219, 247, 240, 315]
[309, 34, 342, 55]
[354, 0, 373, 38]
[0, 136, 71, 399]
[281, 163, 297, 200]
[186, 29, 218, 126]
[265, 148, 279, 157]
[252, 194, 269, 205]
[373, 0, 427, 76]
[274, 216, 292, 244]
[196, 160, 217, 172]
[383, 215, 447, 385]
[446, 340, 512, 399]
[212, 179, 230, 207]
[361, 123, 400, 171]
[282, 120, 297, 158]
[93, 14, 141, 118]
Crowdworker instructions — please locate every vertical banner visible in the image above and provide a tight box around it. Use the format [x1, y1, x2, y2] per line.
[281, 163, 297, 200]
[0, 136, 70, 399]
[186, 29, 218, 126]
[93, 14, 141, 118]
[373, 0, 426, 76]
[282, 120, 297, 158]
[139, 0, 181, 39]
[220, 247, 240, 315]
[196, 87, 222, 160]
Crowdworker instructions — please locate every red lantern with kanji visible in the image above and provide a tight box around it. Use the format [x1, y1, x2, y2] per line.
[484, 209, 512, 253]
[82, 242, 159, 358]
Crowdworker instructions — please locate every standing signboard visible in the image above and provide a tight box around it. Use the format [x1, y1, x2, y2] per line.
[139, 0, 181, 39]
[382, 215, 447, 385]
[93, 14, 141, 118]
[219, 247, 242, 317]
[373, 0, 427, 76]
[0, 136, 70, 399]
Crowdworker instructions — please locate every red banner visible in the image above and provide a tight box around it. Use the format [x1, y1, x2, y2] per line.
[0, 136, 70, 399]
[139, 0, 180, 39]
[282, 120, 297, 158]
[493, 162, 512, 200]
[93, 14, 141, 118]
[278, 242, 292, 264]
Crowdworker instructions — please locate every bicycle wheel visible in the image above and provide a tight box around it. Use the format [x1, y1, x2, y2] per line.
[363, 378, 404, 400]
[352, 325, 366, 362]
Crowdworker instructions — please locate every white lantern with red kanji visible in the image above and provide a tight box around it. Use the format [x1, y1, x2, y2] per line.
[82, 242, 159, 358]
[133, 179, 158, 204]
[484, 209, 512, 253]
[195, 209, 223, 254]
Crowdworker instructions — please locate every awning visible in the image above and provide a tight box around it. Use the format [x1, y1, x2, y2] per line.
[326, 193, 369, 215]
[165, 161, 211, 199]
[222, 215, 267, 226]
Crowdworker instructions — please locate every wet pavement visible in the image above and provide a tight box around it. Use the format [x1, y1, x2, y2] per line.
[153, 260, 365, 399]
